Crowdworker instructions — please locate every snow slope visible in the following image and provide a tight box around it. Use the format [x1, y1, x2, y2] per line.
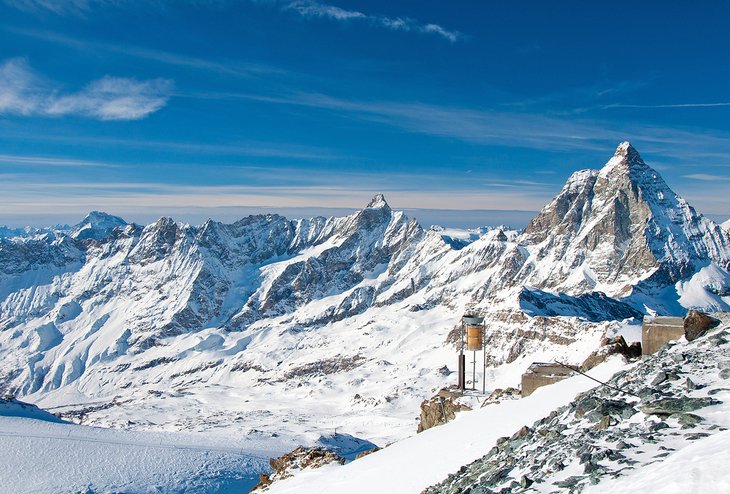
[0, 403, 285, 494]
[265, 358, 628, 494]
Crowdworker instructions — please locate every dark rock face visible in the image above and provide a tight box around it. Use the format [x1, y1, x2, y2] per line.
[684, 310, 720, 341]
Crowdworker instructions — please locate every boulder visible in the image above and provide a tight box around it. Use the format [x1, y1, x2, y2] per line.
[684, 310, 720, 341]
[640, 397, 720, 416]
[251, 446, 345, 492]
[417, 388, 472, 433]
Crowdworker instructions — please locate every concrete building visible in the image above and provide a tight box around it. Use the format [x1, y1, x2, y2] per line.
[521, 362, 576, 397]
[641, 316, 684, 355]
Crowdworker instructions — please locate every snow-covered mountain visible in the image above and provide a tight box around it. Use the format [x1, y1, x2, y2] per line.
[0, 142, 729, 449]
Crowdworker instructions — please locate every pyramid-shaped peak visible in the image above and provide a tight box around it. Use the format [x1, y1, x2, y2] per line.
[366, 193, 390, 209]
[613, 141, 643, 163]
[599, 141, 650, 179]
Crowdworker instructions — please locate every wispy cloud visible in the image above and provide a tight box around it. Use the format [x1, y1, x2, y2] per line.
[6, 0, 463, 42]
[47, 76, 173, 120]
[0, 58, 172, 120]
[683, 173, 730, 181]
[0, 153, 118, 167]
[230, 90, 730, 163]
[283, 1, 462, 42]
[2, 0, 93, 15]
[606, 102, 730, 109]
[11, 28, 283, 79]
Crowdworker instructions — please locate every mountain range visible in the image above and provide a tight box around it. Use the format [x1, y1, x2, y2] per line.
[1, 142, 729, 448]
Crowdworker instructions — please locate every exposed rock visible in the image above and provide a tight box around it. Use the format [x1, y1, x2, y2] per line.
[684, 310, 720, 341]
[251, 446, 345, 492]
[354, 446, 381, 460]
[640, 397, 721, 416]
[510, 425, 531, 441]
[520, 475, 533, 489]
[595, 415, 613, 430]
[581, 335, 637, 371]
[677, 413, 704, 428]
[651, 371, 667, 386]
[481, 387, 520, 407]
[417, 388, 472, 433]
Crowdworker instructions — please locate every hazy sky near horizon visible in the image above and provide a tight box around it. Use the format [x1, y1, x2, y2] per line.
[2, 1, 730, 228]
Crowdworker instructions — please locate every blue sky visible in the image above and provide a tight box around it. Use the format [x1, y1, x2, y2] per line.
[2, 0, 730, 228]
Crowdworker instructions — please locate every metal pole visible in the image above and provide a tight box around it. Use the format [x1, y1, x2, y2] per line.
[482, 323, 487, 395]
[458, 320, 465, 391]
[472, 350, 476, 390]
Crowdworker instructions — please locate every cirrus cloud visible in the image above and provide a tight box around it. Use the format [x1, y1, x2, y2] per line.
[0, 58, 172, 121]
[284, 1, 462, 42]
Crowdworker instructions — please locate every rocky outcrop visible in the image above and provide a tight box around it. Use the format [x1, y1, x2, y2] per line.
[684, 310, 720, 341]
[251, 446, 345, 492]
[417, 388, 472, 433]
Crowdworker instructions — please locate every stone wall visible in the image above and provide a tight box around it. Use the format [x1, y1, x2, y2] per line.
[521, 363, 575, 397]
[642, 317, 684, 355]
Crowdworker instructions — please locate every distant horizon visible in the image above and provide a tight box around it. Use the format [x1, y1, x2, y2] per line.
[2, 200, 729, 233]
[0, 203, 541, 231]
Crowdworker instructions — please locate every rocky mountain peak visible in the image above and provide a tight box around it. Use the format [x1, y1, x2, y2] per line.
[598, 141, 653, 181]
[72, 211, 128, 240]
[614, 140, 641, 162]
[366, 193, 390, 210]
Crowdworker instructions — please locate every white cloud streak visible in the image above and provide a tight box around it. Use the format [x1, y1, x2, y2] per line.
[2, 0, 93, 15]
[11, 28, 283, 79]
[683, 173, 730, 181]
[0, 58, 172, 120]
[0, 153, 118, 167]
[284, 1, 462, 42]
[606, 102, 730, 109]
[230, 89, 730, 163]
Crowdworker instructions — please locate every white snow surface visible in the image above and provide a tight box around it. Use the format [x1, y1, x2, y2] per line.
[0, 400, 288, 493]
[266, 358, 628, 494]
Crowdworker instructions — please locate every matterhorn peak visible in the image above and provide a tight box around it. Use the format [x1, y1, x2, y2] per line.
[366, 193, 390, 210]
[598, 141, 652, 181]
[613, 141, 641, 161]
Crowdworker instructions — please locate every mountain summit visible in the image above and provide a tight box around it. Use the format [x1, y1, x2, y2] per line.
[366, 193, 390, 210]
[519, 142, 730, 298]
[72, 211, 128, 240]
